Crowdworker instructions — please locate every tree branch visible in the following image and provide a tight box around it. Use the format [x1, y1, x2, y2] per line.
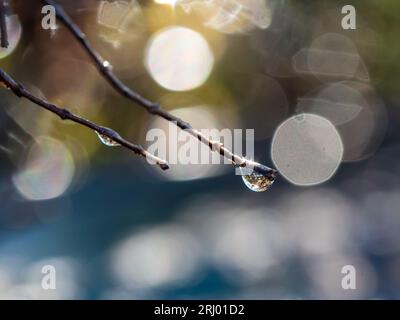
[0, 0, 9, 48]
[0, 68, 170, 170]
[42, 0, 278, 181]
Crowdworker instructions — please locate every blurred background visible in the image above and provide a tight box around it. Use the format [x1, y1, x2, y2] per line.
[0, 0, 399, 299]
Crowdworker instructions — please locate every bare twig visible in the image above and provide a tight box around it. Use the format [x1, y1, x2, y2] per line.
[42, 0, 278, 181]
[0, 68, 170, 170]
[0, 0, 9, 48]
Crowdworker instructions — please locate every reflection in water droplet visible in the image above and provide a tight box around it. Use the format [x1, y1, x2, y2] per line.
[95, 131, 120, 147]
[240, 168, 275, 192]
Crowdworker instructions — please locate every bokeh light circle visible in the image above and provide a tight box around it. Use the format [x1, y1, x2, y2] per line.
[155, 0, 178, 5]
[308, 33, 359, 82]
[111, 224, 201, 289]
[177, 0, 274, 34]
[296, 82, 388, 162]
[144, 26, 214, 91]
[12, 136, 75, 201]
[145, 105, 227, 181]
[0, 15, 22, 59]
[271, 113, 343, 186]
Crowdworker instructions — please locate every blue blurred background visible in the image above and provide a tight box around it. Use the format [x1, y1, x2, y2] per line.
[0, 0, 399, 299]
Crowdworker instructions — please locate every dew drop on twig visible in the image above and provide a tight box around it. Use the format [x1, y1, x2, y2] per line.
[95, 131, 120, 147]
[240, 167, 275, 192]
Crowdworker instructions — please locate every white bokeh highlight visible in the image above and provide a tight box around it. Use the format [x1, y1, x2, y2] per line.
[144, 26, 214, 91]
[111, 224, 201, 289]
[146, 105, 226, 181]
[271, 113, 343, 186]
[12, 136, 75, 201]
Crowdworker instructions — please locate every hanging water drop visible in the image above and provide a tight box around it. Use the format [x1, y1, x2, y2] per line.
[240, 167, 275, 192]
[95, 131, 120, 147]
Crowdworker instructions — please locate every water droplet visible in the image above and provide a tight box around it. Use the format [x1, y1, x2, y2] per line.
[95, 131, 120, 147]
[240, 167, 275, 192]
[103, 60, 112, 69]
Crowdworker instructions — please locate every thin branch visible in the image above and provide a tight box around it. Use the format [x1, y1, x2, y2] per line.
[42, 0, 278, 181]
[0, 0, 9, 48]
[0, 68, 170, 170]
